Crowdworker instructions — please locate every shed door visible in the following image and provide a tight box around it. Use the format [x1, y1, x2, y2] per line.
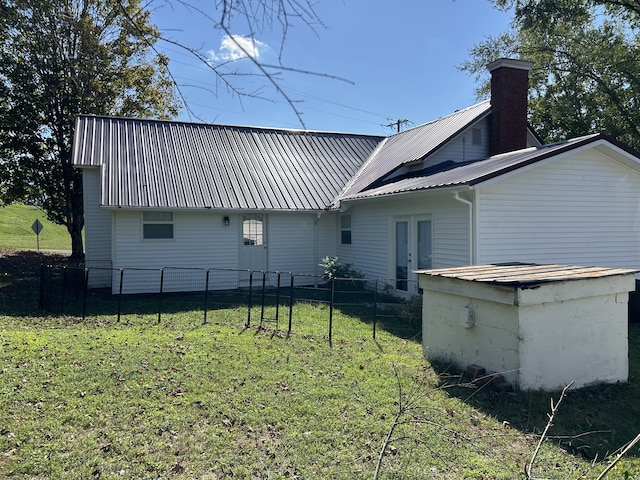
[240, 213, 267, 272]
[394, 216, 432, 294]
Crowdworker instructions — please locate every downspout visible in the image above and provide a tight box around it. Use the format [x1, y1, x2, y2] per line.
[453, 192, 474, 265]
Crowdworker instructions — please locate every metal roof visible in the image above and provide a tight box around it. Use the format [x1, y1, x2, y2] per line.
[417, 263, 638, 287]
[341, 133, 618, 201]
[336, 101, 492, 202]
[72, 115, 384, 210]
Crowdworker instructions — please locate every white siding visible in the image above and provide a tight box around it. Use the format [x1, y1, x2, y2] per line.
[425, 118, 490, 168]
[114, 210, 239, 268]
[268, 212, 328, 276]
[110, 210, 332, 292]
[316, 212, 338, 271]
[82, 168, 112, 288]
[339, 191, 471, 282]
[476, 151, 640, 270]
[113, 210, 239, 292]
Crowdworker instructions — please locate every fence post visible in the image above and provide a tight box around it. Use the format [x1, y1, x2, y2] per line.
[203, 269, 210, 324]
[246, 271, 253, 328]
[329, 278, 335, 347]
[82, 268, 89, 321]
[260, 271, 267, 326]
[288, 274, 295, 336]
[373, 279, 379, 339]
[158, 268, 165, 324]
[274, 272, 282, 328]
[117, 269, 124, 322]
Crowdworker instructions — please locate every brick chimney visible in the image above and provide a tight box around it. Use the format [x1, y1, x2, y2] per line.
[488, 58, 533, 156]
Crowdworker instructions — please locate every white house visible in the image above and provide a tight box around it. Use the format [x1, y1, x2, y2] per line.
[72, 59, 640, 296]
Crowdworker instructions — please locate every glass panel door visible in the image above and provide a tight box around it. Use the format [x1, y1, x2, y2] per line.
[395, 221, 408, 290]
[240, 213, 267, 274]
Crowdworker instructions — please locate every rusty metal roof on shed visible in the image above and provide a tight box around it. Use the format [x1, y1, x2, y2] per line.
[416, 263, 638, 287]
[72, 115, 384, 210]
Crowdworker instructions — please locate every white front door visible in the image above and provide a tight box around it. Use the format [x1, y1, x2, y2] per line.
[240, 213, 268, 272]
[394, 215, 432, 294]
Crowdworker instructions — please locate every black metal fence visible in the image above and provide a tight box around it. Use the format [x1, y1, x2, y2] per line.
[39, 265, 423, 342]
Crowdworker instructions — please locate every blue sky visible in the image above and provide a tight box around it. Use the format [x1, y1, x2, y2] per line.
[151, 1, 513, 135]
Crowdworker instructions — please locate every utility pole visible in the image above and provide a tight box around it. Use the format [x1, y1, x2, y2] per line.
[384, 118, 411, 133]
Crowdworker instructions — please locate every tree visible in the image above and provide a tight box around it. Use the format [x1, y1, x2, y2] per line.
[0, 0, 179, 259]
[0, 0, 330, 259]
[461, 0, 640, 149]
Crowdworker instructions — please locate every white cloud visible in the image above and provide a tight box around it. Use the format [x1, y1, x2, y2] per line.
[208, 34, 267, 63]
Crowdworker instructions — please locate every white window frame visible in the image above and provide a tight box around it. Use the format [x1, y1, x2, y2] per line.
[142, 211, 174, 240]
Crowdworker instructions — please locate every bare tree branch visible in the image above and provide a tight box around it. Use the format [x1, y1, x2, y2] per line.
[136, 0, 342, 127]
[595, 432, 640, 480]
[525, 381, 575, 479]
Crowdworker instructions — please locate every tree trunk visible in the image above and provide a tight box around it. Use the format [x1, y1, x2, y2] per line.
[70, 224, 84, 260]
[68, 170, 85, 260]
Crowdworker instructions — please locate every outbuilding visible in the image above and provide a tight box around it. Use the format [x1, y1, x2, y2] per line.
[418, 263, 637, 391]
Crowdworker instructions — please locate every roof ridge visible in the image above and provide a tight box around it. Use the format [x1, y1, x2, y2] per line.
[387, 100, 491, 138]
[75, 114, 385, 139]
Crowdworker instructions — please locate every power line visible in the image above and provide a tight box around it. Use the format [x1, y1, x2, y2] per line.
[383, 119, 412, 133]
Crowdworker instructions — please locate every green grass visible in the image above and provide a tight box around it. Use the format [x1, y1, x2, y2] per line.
[1, 251, 640, 479]
[0, 204, 71, 251]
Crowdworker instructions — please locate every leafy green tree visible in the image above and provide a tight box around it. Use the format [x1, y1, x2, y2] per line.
[0, 0, 179, 258]
[461, 0, 640, 149]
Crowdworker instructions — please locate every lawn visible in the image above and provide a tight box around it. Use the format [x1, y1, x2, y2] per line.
[1, 249, 639, 479]
[0, 204, 71, 251]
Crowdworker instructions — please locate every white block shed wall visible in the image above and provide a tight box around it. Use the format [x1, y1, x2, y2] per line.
[338, 192, 471, 280]
[420, 272, 633, 391]
[421, 283, 521, 383]
[476, 150, 640, 270]
[516, 277, 631, 390]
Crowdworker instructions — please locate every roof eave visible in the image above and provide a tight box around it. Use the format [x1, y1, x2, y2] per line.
[467, 133, 625, 187]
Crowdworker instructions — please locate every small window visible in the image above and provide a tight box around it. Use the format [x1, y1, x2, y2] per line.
[243, 214, 264, 246]
[472, 128, 482, 145]
[143, 211, 174, 239]
[340, 215, 352, 245]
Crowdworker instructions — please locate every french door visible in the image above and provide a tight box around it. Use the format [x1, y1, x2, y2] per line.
[394, 216, 432, 294]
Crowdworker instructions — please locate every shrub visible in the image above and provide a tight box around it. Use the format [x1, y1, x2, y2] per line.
[320, 256, 364, 281]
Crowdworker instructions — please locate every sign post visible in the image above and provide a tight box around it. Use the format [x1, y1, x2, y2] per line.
[31, 219, 43, 252]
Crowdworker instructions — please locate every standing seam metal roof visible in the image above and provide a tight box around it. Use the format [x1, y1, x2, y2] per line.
[336, 101, 492, 202]
[340, 133, 619, 201]
[73, 116, 384, 210]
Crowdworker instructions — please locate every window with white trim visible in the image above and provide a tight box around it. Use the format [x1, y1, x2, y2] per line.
[340, 215, 352, 245]
[142, 211, 174, 239]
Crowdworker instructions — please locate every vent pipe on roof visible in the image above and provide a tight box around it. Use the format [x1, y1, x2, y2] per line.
[487, 58, 533, 156]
